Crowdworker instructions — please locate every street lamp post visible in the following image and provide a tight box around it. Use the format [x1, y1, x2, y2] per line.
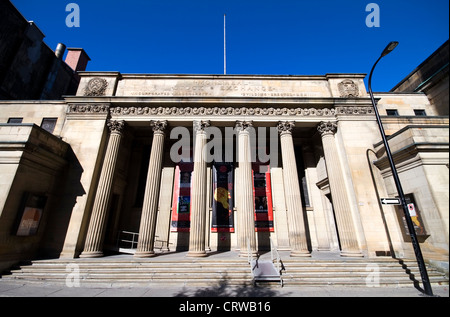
[368, 41, 434, 296]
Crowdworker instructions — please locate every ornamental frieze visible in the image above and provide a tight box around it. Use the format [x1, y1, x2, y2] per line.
[108, 106, 336, 116]
[335, 106, 374, 115]
[68, 104, 110, 114]
[68, 104, 374, 117]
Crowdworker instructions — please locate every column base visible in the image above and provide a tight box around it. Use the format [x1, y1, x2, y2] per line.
[79, 251, 104, 258]
[290, 250, 311, 257]
[239, 251, 258, 258]
[340, 250, 364, 257]
[134, 251, 156, 258]
[186, 251, 207, 257]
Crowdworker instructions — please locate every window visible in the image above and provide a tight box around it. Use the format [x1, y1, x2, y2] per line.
[414, 109, 427, 116]
[41, 118, 57, 133]
[386, 109, 399, 116]
[7, 118, 23, 124]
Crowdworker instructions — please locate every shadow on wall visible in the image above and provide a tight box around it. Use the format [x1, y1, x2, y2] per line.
[39, 145, 85, 259]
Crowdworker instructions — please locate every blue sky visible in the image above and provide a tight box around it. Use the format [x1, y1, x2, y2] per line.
[11, 0, 449, 91]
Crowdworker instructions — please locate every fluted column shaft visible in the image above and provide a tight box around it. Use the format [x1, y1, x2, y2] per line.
[317, 121, 362, 257]
[278, 121, 311, 257]
[236, 121, 257, 257]
[187, 120, 210, 257]
[80, 120, 125, 258]
[134, 120, 167, 257]
[302, 146, 331, 251]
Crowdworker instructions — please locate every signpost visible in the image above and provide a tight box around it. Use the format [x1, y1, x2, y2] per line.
[380, 198, 401, 205]
[368, 41, 433, 296]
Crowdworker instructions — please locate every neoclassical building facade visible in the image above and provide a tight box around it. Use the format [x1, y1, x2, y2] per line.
[0, 72, 448, 272]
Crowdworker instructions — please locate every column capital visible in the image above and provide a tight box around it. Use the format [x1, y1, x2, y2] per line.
[235, 120, 253, 132]
[151, 120, 168, 135]
[107, 120, 125, 134]
[277, 121, 295, 136]
[317, 121, 337, 136]
[193, 120, 211, 133]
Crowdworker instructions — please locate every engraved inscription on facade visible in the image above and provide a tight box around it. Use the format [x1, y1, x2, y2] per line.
[117, 79, 328, 98]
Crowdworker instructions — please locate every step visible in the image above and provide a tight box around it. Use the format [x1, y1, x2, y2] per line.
[3, 257, 448, 288]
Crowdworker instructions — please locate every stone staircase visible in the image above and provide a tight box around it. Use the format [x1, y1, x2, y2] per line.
[1, 254, 448, 288]
[2, 257, 252, 287]
[280, 258, 448, 287]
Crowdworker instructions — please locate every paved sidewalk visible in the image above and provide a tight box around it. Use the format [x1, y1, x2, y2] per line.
[1, 251, 447, 297]
[0, 279, 448, 297]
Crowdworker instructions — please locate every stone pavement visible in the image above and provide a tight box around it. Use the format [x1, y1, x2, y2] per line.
[0, 278, 448, 297]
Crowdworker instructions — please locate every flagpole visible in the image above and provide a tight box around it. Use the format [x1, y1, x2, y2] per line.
[224, 14, 226, 75]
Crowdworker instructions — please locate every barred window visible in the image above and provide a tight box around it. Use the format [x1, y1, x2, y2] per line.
[7, 118, 23, 124]
[386, 109, 399, 116]
[414, 109, 427, 116]
[41, 118, 57, 133]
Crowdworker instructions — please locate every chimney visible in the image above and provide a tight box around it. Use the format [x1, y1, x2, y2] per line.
[65, 48, 91, 72]
[64, 48, 91, 95]
[55, 43, 66, 59]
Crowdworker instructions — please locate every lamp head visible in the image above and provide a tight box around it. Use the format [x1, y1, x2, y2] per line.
[381, 41, 399, 57]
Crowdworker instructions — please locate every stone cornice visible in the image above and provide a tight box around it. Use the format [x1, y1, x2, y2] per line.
[79, 72, 367, 81]
[64, 96, 374, 106]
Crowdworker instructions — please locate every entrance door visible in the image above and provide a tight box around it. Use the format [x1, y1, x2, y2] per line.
[212, 162, 234, 250]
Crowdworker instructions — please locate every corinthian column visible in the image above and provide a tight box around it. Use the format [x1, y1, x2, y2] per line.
[278, 121, 311, 257]
[80, 120, 125, 258]
[236, 121, 257, 257]
[317, 121, 362, 257]
[187, 120, 211, 257]
[134, 120, 167, 257]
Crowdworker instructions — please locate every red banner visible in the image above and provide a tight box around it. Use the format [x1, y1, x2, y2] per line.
[253, 165, 274, 232]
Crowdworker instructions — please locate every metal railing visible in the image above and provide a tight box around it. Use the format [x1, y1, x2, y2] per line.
[270, 237, 285, 275]
[116, 231, 139, 251]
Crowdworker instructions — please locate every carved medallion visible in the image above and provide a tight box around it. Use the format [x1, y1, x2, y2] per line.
[84, 78, 108, 96]
[338, 79, 359, 98]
